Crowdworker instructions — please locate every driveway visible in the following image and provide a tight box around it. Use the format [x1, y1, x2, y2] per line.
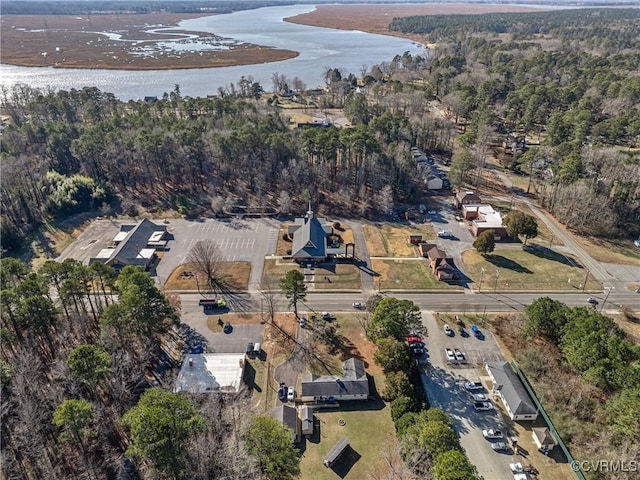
[420, 312, 517, 480]
[274, 319, 307, 391]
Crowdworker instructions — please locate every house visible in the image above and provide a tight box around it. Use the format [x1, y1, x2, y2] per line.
[425, 175, 443, 190]
[408, 234, 423, 245]
[454, 191, 481, 209]
[532, 427, 556, 452]
[301, 358, 369, 403]
[174, 353, 245, 394]
[463, 204, 507, 238]
[323, 438, 350, 468]
[287, 203, 333, 263]
[300, 406, 314, 436]
[89, 218, 168, 271]
[486, 362, 538, 421]
[418, 243, 456, 281]
[270, 405, 301, 443]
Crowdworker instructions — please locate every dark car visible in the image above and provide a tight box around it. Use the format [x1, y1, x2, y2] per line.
[278, 383, 286, 401]
[411, 347, 426, 356]
[223, 321, 232, 334]
[409, 341, 425, 349]
[246, 342, 254, 354]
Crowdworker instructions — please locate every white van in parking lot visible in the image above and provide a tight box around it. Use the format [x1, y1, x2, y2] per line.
[437, 230, 453, 238]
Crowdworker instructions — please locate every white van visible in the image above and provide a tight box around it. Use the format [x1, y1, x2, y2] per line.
[253, 342, 262, 356]
[437, 230, 453, 238]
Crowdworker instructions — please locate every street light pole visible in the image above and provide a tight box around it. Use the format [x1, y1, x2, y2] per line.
[494, 268, 500, 293]
[478, 267, 485, 293]
[582, 269, 590, 291]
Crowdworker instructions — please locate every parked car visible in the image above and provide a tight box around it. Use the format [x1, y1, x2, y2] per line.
[299, 317, 307, 328]
[454, 348, 465, 362]
[411, 347, 426, 356]
[407, 335, 423, 344]
[278, 383, 287, 401]
[472, 393, 488, 402]
[321, 312, 336, 320]
[437, 230, 453, 238]
[352, 302, 364, 309]
[444, 324, 453, 336]
[246, 342, 254, 354]
[587, 297, 599, 305]
[445, 348, 456, 362]
[473, 401, 494, 411]
[223, 321, 232, 334]
[287, 386, 295, 401]
[470, 325, 483, 338]
[491, 441, 509, 451]
[458, 326, 467, 337]
[464, 381, 483, 391]
[427, 210, 437, 215]
[482, 429, 504, 440]
[409, 341, 425, 349]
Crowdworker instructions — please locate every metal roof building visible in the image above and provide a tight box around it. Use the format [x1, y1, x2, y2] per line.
[174, 353, 245, 393]
[486, 361, 538, 421]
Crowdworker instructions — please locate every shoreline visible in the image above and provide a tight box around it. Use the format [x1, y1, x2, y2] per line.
[1, 5, 547, 71]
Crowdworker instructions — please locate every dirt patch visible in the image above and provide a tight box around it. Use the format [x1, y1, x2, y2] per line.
[1, 13, 297, 69]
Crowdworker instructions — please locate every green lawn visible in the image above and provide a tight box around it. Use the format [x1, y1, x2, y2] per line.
[313, 263, 361, 291]
[372, 259, 463, 291]
[463, 249, 602, 291]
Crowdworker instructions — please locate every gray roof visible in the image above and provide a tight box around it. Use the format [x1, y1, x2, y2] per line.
[532, 427, 556, 446]
[302, 358, 369, 398]
[487, 362, 537, 416]
[107, 218, 165, 267]
[291, 212, 328, 260]
[270, 405, 298, 433]
[301, 406, 314, 432]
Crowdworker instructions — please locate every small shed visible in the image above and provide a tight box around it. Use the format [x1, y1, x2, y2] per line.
[300, 406, 314, 436]
[408, 234, 423, 245]
[532, 427, 556, 452]
[323, 437, 349, 467]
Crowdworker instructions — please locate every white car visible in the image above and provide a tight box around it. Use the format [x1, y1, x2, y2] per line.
[444, 324, 453, 336]
[287, 386, 295, 401]
[352, 302, 364, 309]
[491, 441, 509, 451]
[454, 348, 465, 362]
[483, 429, 504, 439]
[472, 393, 488, 402]
[445, 348, 456, 362]
[473, 401, 494, 411]
[464, 381, 483, 391]
[321, 312, 336, 320]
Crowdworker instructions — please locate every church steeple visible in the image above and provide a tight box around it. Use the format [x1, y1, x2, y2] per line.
[307, 200, 313, 217]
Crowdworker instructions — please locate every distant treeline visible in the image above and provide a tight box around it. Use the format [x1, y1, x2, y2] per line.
[390, 8, 640, 48]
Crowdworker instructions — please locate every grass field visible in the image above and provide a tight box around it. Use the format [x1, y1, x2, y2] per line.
[165, 261, 251, 291]
[299, 314, 400, 480]
[372, 259, 462, 291]
[262, 259, 362, 291]
[572, 235, 640, 265]
[463, 249, 602, 291]
[363, 222, 436, 257]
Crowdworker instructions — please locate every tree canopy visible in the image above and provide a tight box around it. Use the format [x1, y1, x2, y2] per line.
[243, 416, 300, 480]
[279, 269, 307, 318]
[503, 210, 538, 245]
[123, 388, 205, 478]
[368, 297, 422, 342]
[472, 230, 495, 256]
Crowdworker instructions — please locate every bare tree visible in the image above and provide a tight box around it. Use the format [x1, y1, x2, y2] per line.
[187, 241, 225, 294]
[277, 190, 292, 216]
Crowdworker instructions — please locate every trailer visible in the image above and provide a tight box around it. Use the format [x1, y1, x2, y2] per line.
[198, 299, 227, 310]
[323, 437, 349, 468]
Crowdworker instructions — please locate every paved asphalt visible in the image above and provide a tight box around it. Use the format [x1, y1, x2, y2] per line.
[419, 311, 517, 480]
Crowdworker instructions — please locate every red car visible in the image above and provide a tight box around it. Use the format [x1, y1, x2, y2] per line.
[406, 336, 423, 344]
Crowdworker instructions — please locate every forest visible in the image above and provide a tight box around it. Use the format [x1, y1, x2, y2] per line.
[2, 9, 639, 254]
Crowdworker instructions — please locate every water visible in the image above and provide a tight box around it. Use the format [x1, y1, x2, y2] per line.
[0, 5, 426, 101]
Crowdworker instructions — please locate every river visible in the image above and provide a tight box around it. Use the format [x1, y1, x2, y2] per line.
[0, 5, 425, 101]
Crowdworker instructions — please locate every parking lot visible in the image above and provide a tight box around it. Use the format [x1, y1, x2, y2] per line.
[420, 312, 517, 480]
[58, 217, 280, 289]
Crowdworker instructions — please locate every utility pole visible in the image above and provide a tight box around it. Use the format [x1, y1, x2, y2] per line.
[494, 268, 500, 292]
[582, 269, 590, 291]
[478, 267, 486, 293]
[600, 287, 613, 313]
